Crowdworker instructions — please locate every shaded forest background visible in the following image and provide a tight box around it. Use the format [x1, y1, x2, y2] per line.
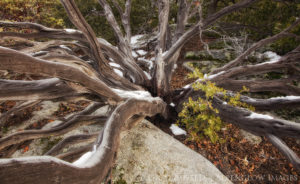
[1, 0, 299, 54]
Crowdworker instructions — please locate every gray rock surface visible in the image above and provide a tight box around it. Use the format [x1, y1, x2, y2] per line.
[113, 120, 232, 184]
[240, 129, 262, 145]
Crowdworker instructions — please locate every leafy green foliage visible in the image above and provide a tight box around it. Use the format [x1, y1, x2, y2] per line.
[178, 69, 254, 143]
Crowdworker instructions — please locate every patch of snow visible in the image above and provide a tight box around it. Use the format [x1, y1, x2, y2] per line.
[132, 51, 138, 58]
[65, 29, 78, 33]
[170, 103, 175, 107]
[183, 84, 191, 89]
[174, 64, 178, 69]
[113, 69, 124, 77]
[131, 35, 144, 45]
[109, 62, 121, 68]
[109, 58, 114, 62]
[170, 124, 187, 136]
[138, 58, 153, 69]
[60, 45, 72, 51]
[270, 96, 300, 100]
[247, 112, 273, 120]
[143, 71, 152, 80]
[263, 51, 281, 64]
[223, 102, 227, 105]
[31, 51, 48, 56]
[136, 50, 147, 56]
[112, 89, 157, 101]
[73, 145, 97, 166]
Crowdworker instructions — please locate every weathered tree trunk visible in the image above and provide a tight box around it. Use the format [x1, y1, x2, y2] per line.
[0, 0, 299, 183]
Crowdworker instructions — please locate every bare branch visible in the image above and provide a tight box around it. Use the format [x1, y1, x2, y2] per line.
[220, 92, 300, 111]
[0, 21, 85, 42]
[45, 133, 99, 156]
[0, 100, 40, 127]
[157, 0, 170, 51]
[56, 143, 94, 162]
[98, 0, 131, 55]
[0, 46, 122, 102]
[174, 0, 189, 42]
[111, 0, 132, 42]
[0, 98, 166, 184]
[212, 18, 300, 74]
[0, 103, 106, 151]
[163, 0, 258, 63]
[0, 78, 79, 101]
[266, 134, 300, 170]
[216, 78, 300, 95]
[60, 0, 141, 89]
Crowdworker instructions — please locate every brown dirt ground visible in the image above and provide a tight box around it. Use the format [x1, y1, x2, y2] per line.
[169, 65, 300, 184]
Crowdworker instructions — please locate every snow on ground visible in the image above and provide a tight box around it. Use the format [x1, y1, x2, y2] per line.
[132, 51, 138, 58]
[136, 50, 147, 56]
[109, 62, 121, 68]
[270, 96, 300, 100]
[170, 124, 187, 136]
[247, 112, 273, 120]
[263, 51, 281, 63]
[138, 58, 153, 70]
[113, 68, 124, 77]
[131, 35, 144, 45]
[170, 103, 175, 107]
[257, 51, 281, 65]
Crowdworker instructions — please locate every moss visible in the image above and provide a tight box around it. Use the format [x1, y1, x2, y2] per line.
[112, 167, 127, 184]
[208, 41, 226, 50]
[40, 137, 62, 154]
[1, 126, 8, 134]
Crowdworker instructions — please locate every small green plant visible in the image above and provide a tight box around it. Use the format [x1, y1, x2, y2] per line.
[40, 137, 62, 154]
[178, 68, 254, 143]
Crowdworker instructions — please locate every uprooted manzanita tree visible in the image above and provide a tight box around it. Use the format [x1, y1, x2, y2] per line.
[0, 0, 299, 183]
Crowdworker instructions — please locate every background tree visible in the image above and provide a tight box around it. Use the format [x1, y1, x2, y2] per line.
[0, 0, 299, 183]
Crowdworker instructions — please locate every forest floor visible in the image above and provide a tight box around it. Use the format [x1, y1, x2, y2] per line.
[0, 66, 300, 184]
[162, 65, 300, 184]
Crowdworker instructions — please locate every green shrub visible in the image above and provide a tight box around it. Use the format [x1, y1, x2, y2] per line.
[178, 69, 254, 143]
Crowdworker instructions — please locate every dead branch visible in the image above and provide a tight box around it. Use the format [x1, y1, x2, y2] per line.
[0, 98, 166, 184]
[45, 132, 99, 156]
[212, 18, 300, 74]
[0, 103, 106, 151]
[266, 134, 300, 170]
[0, 47, 122, 102]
